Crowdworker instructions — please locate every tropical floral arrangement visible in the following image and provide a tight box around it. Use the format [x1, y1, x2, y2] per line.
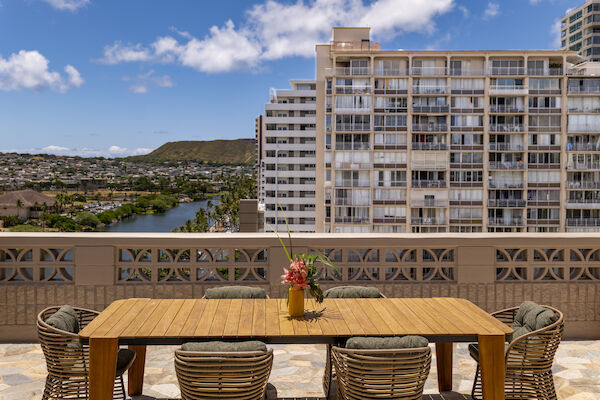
[271, 209, 338, 303]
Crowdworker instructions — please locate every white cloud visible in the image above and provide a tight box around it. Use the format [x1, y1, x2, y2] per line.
[99, 0, 455, 73]
[458, 5, 469, 18]
[125, 70, 174, 94]
[529, 0, 542, 4]
[484, 2, 499, 19]
[551, 19, 562, 49]
[7, 145, 153, 158]
[0, 50, 83, 93]
[42, 0, 89, 11]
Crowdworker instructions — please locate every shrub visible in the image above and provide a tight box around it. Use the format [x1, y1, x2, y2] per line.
[76, 212, 100, 228]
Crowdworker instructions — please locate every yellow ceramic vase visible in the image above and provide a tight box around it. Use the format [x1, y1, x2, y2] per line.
[288, 287, 305, 317]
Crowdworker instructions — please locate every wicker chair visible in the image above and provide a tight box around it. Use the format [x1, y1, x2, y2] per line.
[174, 348, 274, 400]
[201, 286, 269, 299]
[37, 306, 135, 400]
[331, 345, 431, 400]
[470, 305, 564, 400]
[322, 286, 386, 399]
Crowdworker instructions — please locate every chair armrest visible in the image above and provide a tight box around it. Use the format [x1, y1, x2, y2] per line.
[490, 307, 518, 325]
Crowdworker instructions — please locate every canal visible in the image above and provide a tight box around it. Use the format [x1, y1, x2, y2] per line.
[105, 199, 215, 232]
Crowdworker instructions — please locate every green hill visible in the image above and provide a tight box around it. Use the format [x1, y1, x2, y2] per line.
[127, 139, 256, 164]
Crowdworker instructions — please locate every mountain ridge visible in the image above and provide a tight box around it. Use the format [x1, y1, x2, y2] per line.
[126, 139, 256, 164]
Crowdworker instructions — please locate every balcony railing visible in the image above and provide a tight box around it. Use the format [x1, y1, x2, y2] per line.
[566, 218, 600, 226]
[488, 106, 525, 113]
[335, 123, 371, 131]
[489, 124, 524, 132]
[489, 181, 524, 188]
[411, 67, 447, 76]
[411, 143, 447, 150]
[568, 162, 600, 170]
[411, 217, 446, 225]
[412, 105, 450, 113]
[412, 86, 447, 94]
[374, 68, 409, 76]
[489, 143, 524, 151]
[411, 180, 447, 188]
[568, 124, 600, 133]
[489, 67, 526, 75]
[488, 217, 524, 226]
[335, 143, 371, 150]
[329, 67, 371, 76]
[334, 180, 371, 188]
[0, 233, 599, 342]
[410, 200, 449, 207]
[449, 68, 485, 76]
[412, 123, 448, 132]
[488, 199, 527, 207]
[567, 87, 600, 94]
[335, 86, 371, 94]
[567, 143, 600, 151]
[489, 85, 528, 94]
[488, 162, 525, 170]
[567, 181, 600, 189]
[527, 68, 563, 76]
[334, 216, 370, 224]
[567, 198, 600, 204]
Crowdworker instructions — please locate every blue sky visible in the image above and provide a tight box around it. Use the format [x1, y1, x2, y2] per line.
[0, 0, 582, 157]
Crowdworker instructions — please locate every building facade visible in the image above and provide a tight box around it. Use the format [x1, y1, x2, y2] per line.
[561, 0, 600, 61]
[315, 27, 600, 233]
[258, 80, 317, 232]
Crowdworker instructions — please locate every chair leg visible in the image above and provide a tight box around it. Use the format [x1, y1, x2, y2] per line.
[323, 344, 332, 398]
[471, 363, 482, 400]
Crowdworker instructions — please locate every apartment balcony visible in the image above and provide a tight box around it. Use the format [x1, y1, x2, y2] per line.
[373, 106, 407, 113]
[566, 218, 600, 226]
[488, 199, 527, 207]
[330, 39, 381, 51]
[566, 198, 600, 208]
[412, 124, 448, 132]
[326, 66, 371, 76]
[263, 157, 317, 164]
[334, 143, 371, 150]
[262, 170, 316, 178]
[334, 216, 371, 224]
[450, 162, 483, 169]
[489, 85, 528, 95]
[264, 129, 316, 138]
[488, 124, 524, 132]
[411, 143, 448, 150]
[488, 67, 526, 75]
[334, 106, 373, 113]
[527, 218, 560, 225]
[374, 125, 407, 132]
[489, 143, 524, 151]
[488, 162, 525, 170]
[567, 107, 600, 113]
[568, 124, 600, 133]
[567, 143, 600, 151]
[412, 105, 450, 113]
[449, 68, 485, 76]
[411, 180, 447, 188]
[411, 217, 446, 225]
[265, 102, 316, 111]
[264, 116, 316, 124]
[488, 106, 525, 113]
[567, 162, 600, 170]
[527, 68, 563, 76]
[451, 125, 484, 132]
[567, 86, 600, 94]
[412, 86, 447, 94]
[335, 86, 371, 94]
[334, 198, 371, 206]
[334, 180, 371, 188]
[566, 181, 600, 189]
[411, 161, 449, 170]
[489, 181, 524, 188]
[529, 126, 561, 133]
[263, 197, 316, 205]
[374, 181, 407, 188]
[488, 217, 524, 226]
[264, 143, 315, 151]
[373, 68, 409, 76]
[528, 107, 561, 114]
[411, 67, 447, 76]
[264, 210, 315, 219]
[263, 183, 316, 191]
[333, 162, 372, 169]
[450, 107, 485, 114]
[528, 163, 560, 169]
[335, 123, 371, 132]
[410, 199, 449, 207]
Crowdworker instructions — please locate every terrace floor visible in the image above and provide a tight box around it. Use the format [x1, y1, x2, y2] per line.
[0, 341, 598, 400]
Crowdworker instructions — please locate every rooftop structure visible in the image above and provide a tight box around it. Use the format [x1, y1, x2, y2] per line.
[561, 0, 600, 61]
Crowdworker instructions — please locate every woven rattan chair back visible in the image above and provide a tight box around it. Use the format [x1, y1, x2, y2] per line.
[332, 345, 431, 400]
[472, 305, 564, 400]
[37, 306, 126, 400]
[174, 348, 274, 400]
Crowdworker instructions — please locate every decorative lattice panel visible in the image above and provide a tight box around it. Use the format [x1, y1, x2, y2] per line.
[0, 248, 74, 282]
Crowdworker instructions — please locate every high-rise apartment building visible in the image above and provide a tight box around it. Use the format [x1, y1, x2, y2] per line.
[561, 1, 600, 61]
[315, 27, 600, 233]
[257, 80, 317, 232]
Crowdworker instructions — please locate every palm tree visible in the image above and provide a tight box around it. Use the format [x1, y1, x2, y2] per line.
[15, 199, 23, 218]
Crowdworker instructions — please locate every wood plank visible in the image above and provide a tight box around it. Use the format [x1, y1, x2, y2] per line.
[369, 297, 409, 335]
[265, 299, 281, 336]
[179, 300, 207, 337]
[105, 298, 150, 338]
[165, 299, 197, 337]
[150, 299, 186, 336]
[135, 299, 175, 337]
[304, 299, 324, 336]
[277, 298, 295, 336]
[252, 299, 267, 337]
[398, 298, 451, 335]
[385, 298, 434, 335]
[223, 299, 243, 337]
[91, 299, 140, 338]
[120, 299, 161, 337]
[355, 299, 394, 335]
[453, 298, 513, 335]
[79, 299, 129, 338]
[313, 299, 340, 336]
[334, 299, 364, 336]
[194, 299, 220, 336]
[410, 298, 471, 335]
[322, 299, 350, 336]
[238, 299, 255, 336]
[478, 334, 506, 400]
[208, 299, 232, 336]
[434, 298, 498, 336]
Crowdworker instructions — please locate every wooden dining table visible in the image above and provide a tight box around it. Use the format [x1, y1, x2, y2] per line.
[79, 297, 513, 400]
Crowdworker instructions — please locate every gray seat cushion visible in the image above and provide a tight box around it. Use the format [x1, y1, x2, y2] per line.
[324, 286, 382, 299]
[509, 301, 558, 341]
[116, 349, 136, 376]
[346, 336, 429, 350]
[181, 341, 267, 353]
[204, 286, 267, 299]
[45, 305, 79, 333]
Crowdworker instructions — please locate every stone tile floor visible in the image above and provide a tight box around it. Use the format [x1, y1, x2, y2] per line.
[0, 341, 598, 400]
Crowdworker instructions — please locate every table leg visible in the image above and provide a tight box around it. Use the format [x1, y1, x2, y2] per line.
[128, 345, 147, 395]
[89, 337, 118, 400]
[478, 334, 505, 400]
[436, 342, 453, 392]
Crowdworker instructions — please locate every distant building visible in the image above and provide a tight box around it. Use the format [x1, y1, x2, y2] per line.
[561, 1, 600, 61]
[0, 190, 55, 218]
[257, 80, 317, 232]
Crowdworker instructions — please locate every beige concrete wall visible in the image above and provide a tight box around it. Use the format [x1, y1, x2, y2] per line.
[0, 232, 598, 342]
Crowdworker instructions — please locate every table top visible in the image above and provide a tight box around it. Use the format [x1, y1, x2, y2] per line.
[79, 297, 512, 345]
